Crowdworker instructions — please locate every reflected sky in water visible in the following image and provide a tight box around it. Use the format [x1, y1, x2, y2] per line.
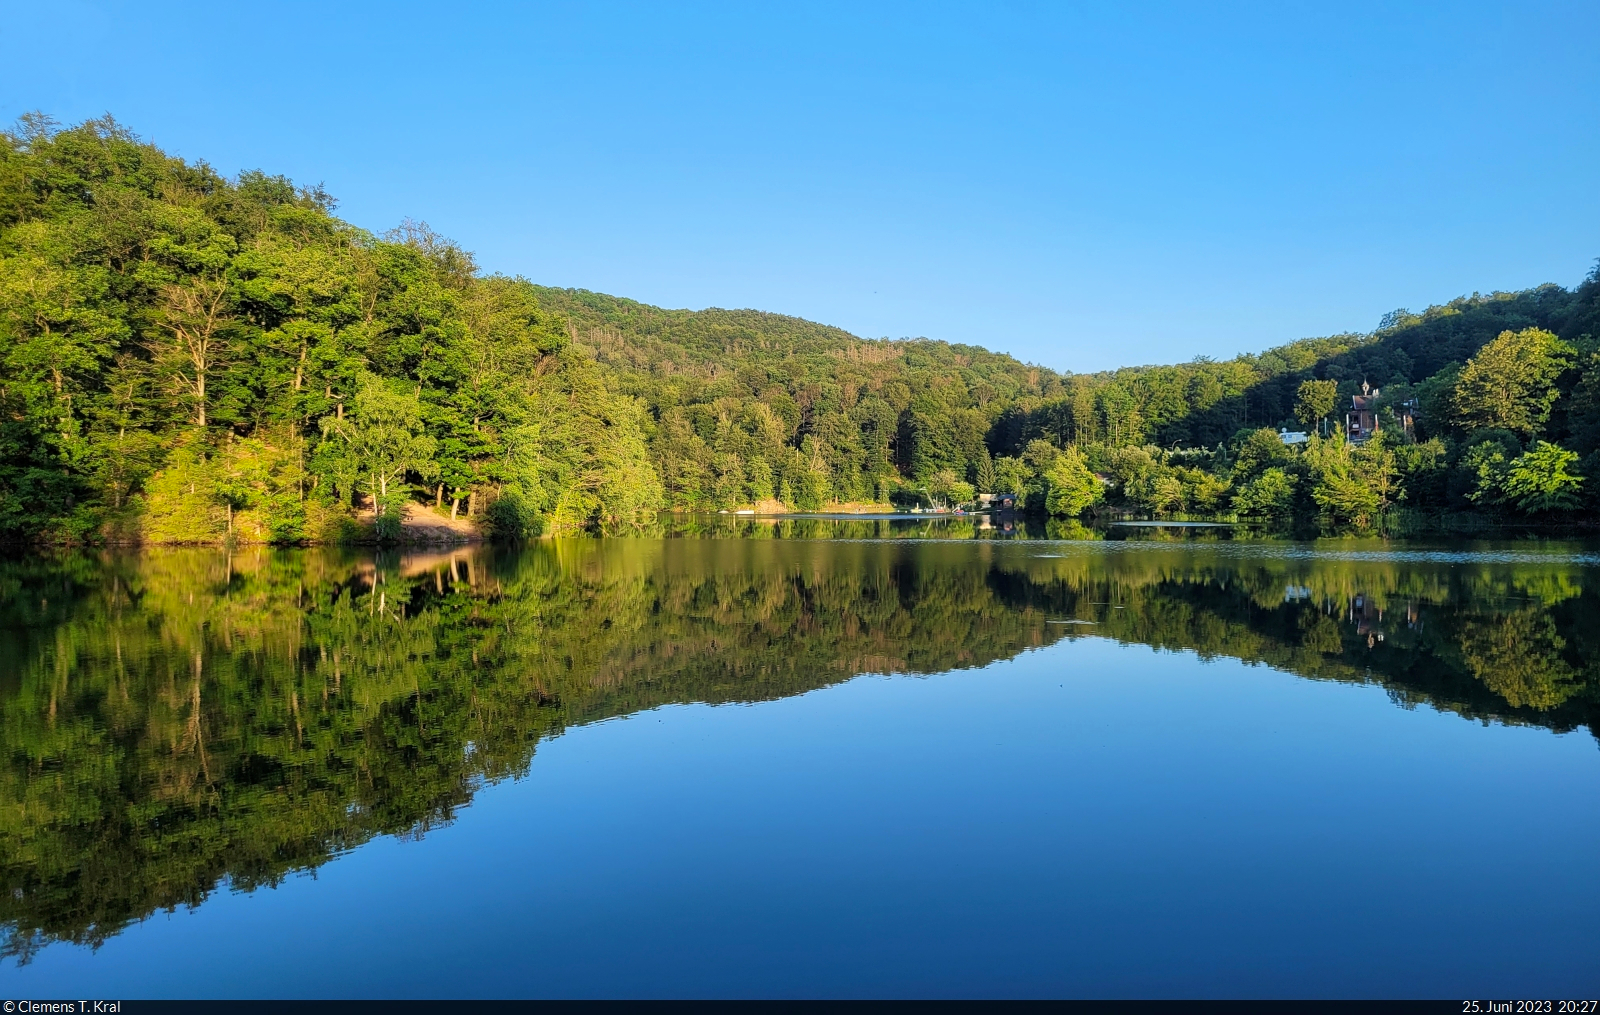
[1, 530, 1597, 997]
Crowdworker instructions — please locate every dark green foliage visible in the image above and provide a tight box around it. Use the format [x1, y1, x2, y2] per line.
[487, 486, 545, 539]
[533, 285, 1059, 508]
[2, 115, 1597, 539]
[0, 117, 657, 543]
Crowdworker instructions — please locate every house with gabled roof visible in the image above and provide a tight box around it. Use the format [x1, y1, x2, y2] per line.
[1345, 382, 1380, 444]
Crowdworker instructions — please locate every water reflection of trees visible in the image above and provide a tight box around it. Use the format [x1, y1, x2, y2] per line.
[1, 540, 1595, 961]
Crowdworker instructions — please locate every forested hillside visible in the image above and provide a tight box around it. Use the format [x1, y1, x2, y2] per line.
[533, 285, 1065, 508]
[535, 267, 1600, 529]
[989, 274, 1600, 530]
[1, 115, 1597, 543]
[0, 115, 661, 542]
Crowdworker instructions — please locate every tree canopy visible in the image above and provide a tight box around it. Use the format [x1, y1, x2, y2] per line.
[2, 115, 1599, 542]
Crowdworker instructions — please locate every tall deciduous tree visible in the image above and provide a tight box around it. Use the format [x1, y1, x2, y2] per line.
[1043, 446, 1101, 517]
[320, 374, 438, 517]
[1293, 379, 1338, 431]
[158, 276, 231, 428]
[1450, 328, 1573, 437]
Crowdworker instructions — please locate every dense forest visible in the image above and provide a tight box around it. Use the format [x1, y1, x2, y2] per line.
[541, 273, 1600, 531]
[3, 537, 1595, 959]
[2, 115, 1598, 543]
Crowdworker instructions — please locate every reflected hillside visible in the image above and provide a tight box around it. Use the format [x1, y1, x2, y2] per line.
[984, 543, 1600, 730]
[1, 537, 1596, 961]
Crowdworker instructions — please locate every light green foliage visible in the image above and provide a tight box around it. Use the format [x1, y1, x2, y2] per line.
[2, 115, 1598, 540]
[1233, 467, 1298, 518]
[1182, 468, 1232, 512]
[1231, 428, 1293, 485]
[320, 374, 438, 517]
[1109, 445, 1157, 497]
[1500, 442, 1584, 514]
[1294, 379, 1338, 430]
[747, 457, 775, 500]
[1043, 446, 1102, 517]
[1299, 432, 1405, 530]
[1451, 328, 1573, 437]
[1461, 438, 1516, 507]
[992, 455, 1032, 497]
[140, 442, 226, 543]
[1109, 445, 1187, 514]
[928, 469, 975, 507]
[1304, 435, 1386, 530]
[1354, 434, 1403, 514]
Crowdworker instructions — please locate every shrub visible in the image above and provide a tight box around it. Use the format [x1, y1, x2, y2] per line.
[1233, 467, 1298, 518]
[374, 503, 403, 542]
[488, 487, 545, 540]
[1501, 442, 1585, 515]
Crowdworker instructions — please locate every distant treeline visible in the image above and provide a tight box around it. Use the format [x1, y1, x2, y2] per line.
[3, 115, 1598, 543]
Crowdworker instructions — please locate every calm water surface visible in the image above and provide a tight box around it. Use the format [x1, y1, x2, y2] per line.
[2, 523, 1597, 997]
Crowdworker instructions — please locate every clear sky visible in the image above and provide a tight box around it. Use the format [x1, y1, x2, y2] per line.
[4, 1, 1597, 372]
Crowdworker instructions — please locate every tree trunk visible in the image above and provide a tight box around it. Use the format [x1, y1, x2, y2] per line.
[435, 483, 443, 509]
[450, 498, 459, 520]
[467, 490, 476, 517]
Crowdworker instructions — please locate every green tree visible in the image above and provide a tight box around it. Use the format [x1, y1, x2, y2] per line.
[928, 468, 974, 508]
[1305, 435, 1382, 529]
[1181, 468, 1232, 512]
[1460, 437, 1516, 508]
[1451, 328, 1573, 437]
[992, 456, 1031, 496]
[1043, 446, 1102, 517]
[1501, 441, 1584, 514]
[1352, 433, 1403, 515]
[156, 276, 232, 429]
[320, 374, 438, 517]
[1231, 428, 1292, 485]
[974, 446, 997, 493]
[1293, 379, 1338, 432]
[1233, 467, 1297, 518]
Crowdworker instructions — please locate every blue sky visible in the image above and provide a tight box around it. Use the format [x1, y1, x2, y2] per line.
[4, 1, 1597, 371]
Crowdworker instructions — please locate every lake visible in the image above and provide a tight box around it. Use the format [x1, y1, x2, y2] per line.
[2, 522, 1598, 998]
